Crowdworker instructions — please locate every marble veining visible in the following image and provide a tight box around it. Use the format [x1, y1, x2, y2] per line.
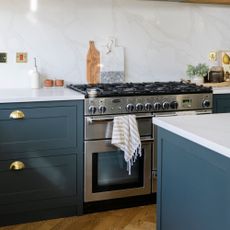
[0, 0, 230, 88]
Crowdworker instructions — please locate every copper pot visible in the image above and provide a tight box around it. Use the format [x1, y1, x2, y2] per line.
[44, 79, 54, 87]
[55, 79, 64, 87]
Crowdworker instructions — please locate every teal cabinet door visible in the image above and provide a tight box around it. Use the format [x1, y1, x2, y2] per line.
[0, 106, 76, 155]
[0, 100, 83, 159]
[213, 94, 230, 113]
[0, 154, 76, 213]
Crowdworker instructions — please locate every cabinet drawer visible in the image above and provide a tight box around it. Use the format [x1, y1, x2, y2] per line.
[0, 106, 76, 154]
[0, 155, 76, 206]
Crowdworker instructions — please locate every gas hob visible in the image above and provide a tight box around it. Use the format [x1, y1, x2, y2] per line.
[67, 82, 212, 98]
[67, 82, 213, 115]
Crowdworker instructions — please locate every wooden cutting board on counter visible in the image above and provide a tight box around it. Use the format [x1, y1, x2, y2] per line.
[86, 41, 100, 84]
[100, 38, 125, 83]
[203, 81, 230, 87]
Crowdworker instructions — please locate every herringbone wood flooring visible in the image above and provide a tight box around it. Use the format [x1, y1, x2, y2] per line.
[0, 204, 156, 230]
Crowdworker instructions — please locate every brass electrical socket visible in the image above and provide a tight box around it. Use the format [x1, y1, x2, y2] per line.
[16, 52, 28, 63]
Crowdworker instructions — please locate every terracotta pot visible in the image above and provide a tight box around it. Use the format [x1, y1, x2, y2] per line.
[44, 79, 54, 87]
[55, 79, 64, 87]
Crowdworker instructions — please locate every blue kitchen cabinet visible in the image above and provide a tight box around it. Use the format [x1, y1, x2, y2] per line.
[0, 100, 83, 226]
[213, 94, 230, 113]
[156, 127, 230, 230]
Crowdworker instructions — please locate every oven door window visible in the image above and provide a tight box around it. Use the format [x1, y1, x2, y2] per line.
[92, 149, 144, 192]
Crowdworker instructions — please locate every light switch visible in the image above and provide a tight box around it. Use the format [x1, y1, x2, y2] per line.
[0, 53, 7, 63]
[16, 52, 28, 63]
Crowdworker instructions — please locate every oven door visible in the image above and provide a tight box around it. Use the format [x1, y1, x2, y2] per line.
[84, 138, 152, 202]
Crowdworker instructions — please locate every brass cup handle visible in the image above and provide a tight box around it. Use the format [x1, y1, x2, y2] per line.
[10, 161, 25, 171]
[9, 110, 25, 119]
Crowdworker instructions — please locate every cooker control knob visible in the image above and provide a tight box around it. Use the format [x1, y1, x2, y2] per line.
[126, 104, 135, 112]
[154, 102, 161, 110]
[88, 106, 97, 114]
[136, 103, 144, 111]
[99, 106, 106, 114]
[162, 102, 170, 110]
[145, 103, 152, 111]
[202, 100, 210, 108]
[170, 101, 179, 109]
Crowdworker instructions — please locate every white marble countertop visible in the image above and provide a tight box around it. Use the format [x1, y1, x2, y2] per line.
[153, 113, 230, 158]
[213, 87, 230, 94]
[0, 85, 228, 103]
[0, 87, 84, 103]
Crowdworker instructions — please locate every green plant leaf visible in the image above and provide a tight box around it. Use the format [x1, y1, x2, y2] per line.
[186, 63, 209, 78]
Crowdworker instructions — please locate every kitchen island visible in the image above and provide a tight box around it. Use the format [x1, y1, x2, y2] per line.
[153, 113, 230, 230]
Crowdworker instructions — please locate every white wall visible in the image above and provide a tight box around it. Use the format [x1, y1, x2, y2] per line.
[0, 0, 230, 88]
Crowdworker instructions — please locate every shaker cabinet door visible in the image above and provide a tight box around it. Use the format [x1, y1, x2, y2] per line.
[0, 105, 77, 155]
[0, 154, 76, 213]
[213, 94, 230, 113]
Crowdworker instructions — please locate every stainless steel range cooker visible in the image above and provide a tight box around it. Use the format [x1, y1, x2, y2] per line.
[67, 82, 213, 202]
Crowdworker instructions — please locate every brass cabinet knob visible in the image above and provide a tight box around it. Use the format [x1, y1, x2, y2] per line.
[10, 161, 25, 171]
[9, 110, 25, 119]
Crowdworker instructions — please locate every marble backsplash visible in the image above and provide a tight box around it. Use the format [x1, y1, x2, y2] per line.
[0, 0, 230, 88]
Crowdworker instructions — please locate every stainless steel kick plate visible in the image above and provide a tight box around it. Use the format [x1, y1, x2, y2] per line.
[0, 53, 7, 63]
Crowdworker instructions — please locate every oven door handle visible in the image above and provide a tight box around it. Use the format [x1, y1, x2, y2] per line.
[87, 115, 154, 124]
[153, 112, 177, 117]
[140, 138, 154, 143]
[87, 117, 113, 124]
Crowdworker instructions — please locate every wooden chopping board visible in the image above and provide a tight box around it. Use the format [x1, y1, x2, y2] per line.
[100, 38, 125, 83]
[203, 81, 230, 87]
[86, 41, 100, 84]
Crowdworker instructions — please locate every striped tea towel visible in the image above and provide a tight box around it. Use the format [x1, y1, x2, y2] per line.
[111, 115, 141, 175]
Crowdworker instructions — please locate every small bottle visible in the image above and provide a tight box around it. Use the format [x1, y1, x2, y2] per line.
[30, 57, 40, 89]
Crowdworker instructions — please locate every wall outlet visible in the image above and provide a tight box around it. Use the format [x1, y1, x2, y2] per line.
[16, 52, 28, 63]
[0, 53, 7, 63]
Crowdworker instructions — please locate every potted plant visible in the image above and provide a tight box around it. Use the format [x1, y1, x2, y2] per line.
[186, 63, 209, 84]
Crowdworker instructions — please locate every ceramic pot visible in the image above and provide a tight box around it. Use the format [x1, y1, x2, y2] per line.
[44, 79, 54, 87]
[55, 79, 64, 87]
[191, 76, 204, 85]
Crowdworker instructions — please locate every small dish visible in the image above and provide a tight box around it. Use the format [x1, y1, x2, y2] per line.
[87, 88, 98, 97]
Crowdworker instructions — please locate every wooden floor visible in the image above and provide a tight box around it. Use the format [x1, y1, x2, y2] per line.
[0, 205, 156, 230]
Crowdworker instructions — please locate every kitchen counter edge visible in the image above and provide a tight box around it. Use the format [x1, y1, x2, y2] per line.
[213, 87, 230, 94]
[0, 88, 84, 103]
[152, 113, 230, 159]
